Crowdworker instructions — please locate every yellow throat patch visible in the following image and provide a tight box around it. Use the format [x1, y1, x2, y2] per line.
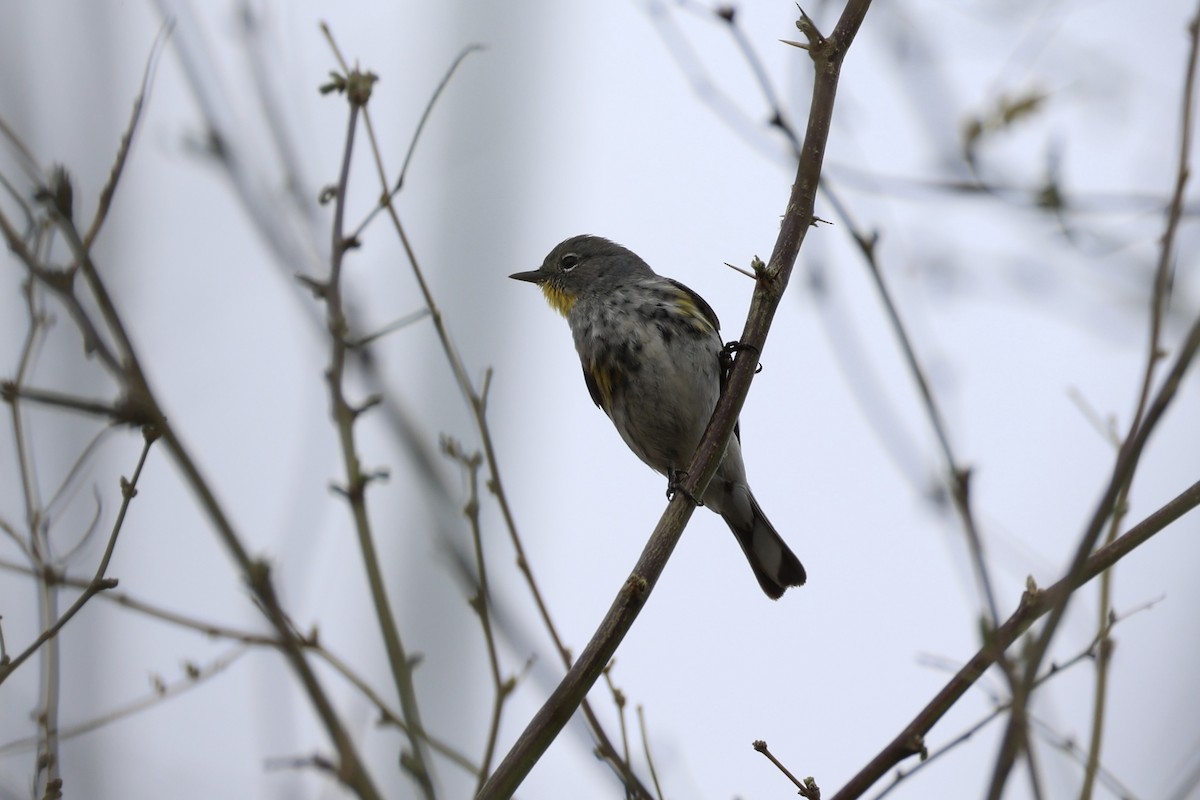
[540, 283, 577, 317]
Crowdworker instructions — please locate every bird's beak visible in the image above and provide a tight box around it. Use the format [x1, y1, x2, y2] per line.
[509, 269, 544, 284]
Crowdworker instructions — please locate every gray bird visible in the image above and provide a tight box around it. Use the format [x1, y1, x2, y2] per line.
[510, 235, 806, 598]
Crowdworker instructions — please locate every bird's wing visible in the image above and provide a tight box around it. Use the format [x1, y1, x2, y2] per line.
[665, 278, 720, 333]
[667, 278, 740, 441]
[582, 363, 606, 410]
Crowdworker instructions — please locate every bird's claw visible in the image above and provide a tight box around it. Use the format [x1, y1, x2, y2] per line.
[666, 469, 703, 506]
[721, 340, 763, 374]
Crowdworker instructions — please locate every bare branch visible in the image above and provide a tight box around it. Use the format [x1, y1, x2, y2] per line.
[832, 477, 1200, 799]
[316, 34, 433, 796]
[476, 4, 875, 796]
[988, 6, 1200, 792]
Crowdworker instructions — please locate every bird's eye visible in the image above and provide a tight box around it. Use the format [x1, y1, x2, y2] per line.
[560, 253, 581, 271]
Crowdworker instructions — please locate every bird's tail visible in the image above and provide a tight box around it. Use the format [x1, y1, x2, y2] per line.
[722, 490, 806, 600]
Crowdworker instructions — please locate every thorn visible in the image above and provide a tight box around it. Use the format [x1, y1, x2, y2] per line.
[296, 274, 328, 299]
[723, 261, 757, 280]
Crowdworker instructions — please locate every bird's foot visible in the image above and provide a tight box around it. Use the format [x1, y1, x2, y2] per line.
[721, 340, 763, 375]
[666, 469, 703, 506]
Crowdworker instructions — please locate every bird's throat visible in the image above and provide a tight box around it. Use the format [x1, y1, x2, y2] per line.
[540, 283, 576, 317]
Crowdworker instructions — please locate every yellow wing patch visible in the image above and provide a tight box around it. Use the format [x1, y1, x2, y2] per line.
[666, 279, 720, 335]
[584, 360, 618, 412]
[674, 294, 715, 334]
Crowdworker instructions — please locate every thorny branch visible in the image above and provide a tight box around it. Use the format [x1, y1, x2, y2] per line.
[477, 3, 875, 797]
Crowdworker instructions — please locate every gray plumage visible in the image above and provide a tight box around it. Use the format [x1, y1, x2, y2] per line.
[511, 235, 806, 598]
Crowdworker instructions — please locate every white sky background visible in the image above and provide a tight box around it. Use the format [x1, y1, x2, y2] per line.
[0, 1, 1198, 799]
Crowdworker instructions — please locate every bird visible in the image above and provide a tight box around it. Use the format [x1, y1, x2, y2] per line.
[510, 235, 806, 598]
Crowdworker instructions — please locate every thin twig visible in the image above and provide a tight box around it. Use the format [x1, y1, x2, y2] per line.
[9, 278, 60, 798]
[0, 426, 157, 684]
[1029, 713, 1140, 800]
[636, 706, 665, 800]
[317, 53, 435, 798]
[1, 384, 131, 422]
[754, 740, 820, 799]
[83, 19, 172, 250]
[0, 215, 123, 375]
[1080, 519, 1119, 800]
[442, 437, 513, 792]
[602, 664, 633, 799]
[0, 646, 250, 757]
[11, 281, 48, 534]
[43, 430, 116, 531]
[351, 44, 485, 241]
[347, 307, 431, 348]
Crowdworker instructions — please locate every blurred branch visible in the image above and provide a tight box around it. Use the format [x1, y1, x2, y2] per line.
[637, 706, 665, 800]
[441, 437, 514, 794]
[7, 278, 60, 799]
[832, 476, 1200, 800]
[2, 326, 154, 796]
[82, 19, 172, 250]
[0, 69, 384, 800]
[1030, 713, 1139, 800]
[871, 599, 1156, 800]
[477, 3, 875, 797]
[988, 7, 1200, 795]
[0, 554, 482, 776]
[601, 662, 632, 784]
[157, 0, 465, 551]
[0, 383, 139, 423]
[351, 43, 484, 241]
[234, 2, 320, 230]
[824, 161, 1200, 218]
[0, 646, 250, 758]
[1081, 480, 1122, 800]
[0, 426, 156, 685]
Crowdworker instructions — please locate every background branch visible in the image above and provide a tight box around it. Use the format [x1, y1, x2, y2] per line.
[316, 53, 435, 798]
[832, 477, 1200, 800]
[988, 8, 1200, 791]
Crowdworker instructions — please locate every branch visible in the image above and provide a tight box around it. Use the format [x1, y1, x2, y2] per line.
[0, 646, 249, 757]
[316, 44, 435, 797]
[0, 555, 482, 777]
[0, 425, 156, 684]
[987, 5, 1200, 792]
[475, 4, 875, 797]
[442, 438, 514, 794]
[831, 477, 1200, 800]
[82, 19, 172, 250]
[0, 104, 386, 800]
